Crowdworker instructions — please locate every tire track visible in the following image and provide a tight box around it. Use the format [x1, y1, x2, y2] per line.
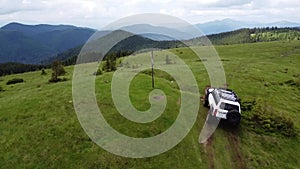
[202, 122, 248, 169]
[203, 135, 215, 169]
[225, 128, 248, 169]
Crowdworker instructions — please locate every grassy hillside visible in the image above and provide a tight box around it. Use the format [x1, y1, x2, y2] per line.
[191, 28, 300, 45]
[0, 41, 299, 168]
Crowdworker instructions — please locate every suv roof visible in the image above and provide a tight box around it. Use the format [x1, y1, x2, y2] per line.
[217, 88, 240, 102]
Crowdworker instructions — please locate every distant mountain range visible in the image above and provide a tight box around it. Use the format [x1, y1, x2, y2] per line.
[119, 24, 195, 40]
[0, 22, 96, 64]
[0, 19, 299, 64]
[195, 19, 300, 35]
[51, 27, 300, 66]
[46, 30, 182, 65]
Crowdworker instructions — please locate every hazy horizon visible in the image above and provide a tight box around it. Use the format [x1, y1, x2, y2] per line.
[0, 0, 299, 30]
[1, 18, 299, 30]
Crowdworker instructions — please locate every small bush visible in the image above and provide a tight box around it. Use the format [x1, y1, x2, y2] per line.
[0, 86, 3, 92]
[49, 77, 67, 83]
[242, 101, 297, 137]
[94, 68, 103, 76]
[41, 68, 47, 75]
[52, 61, 66, 77]
[241, 99, 256, 111]
[49, 61, 66, 83]
[103, 58, 116, 72]
[6, 78, 24, 85]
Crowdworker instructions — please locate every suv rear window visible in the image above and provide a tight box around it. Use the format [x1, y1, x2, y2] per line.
[220, 103, 239, 111]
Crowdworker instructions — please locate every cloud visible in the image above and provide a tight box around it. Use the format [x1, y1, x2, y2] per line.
[0, 0, 42, 14]
[0, 0, 299, 28]
[159, 0, 300, 23]
[251, 0, 300, 8]
[179, 0, 252, 8]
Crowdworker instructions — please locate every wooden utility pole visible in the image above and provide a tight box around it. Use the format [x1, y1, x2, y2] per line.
[151, 50, 154, 89]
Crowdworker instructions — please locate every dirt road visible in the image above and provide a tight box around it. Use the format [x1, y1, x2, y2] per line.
[203, 124, 248, 169]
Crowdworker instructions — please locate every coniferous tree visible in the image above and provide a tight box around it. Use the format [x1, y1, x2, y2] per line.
[49, 61, 66, 82]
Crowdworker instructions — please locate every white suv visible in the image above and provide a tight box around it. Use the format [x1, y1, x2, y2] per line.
[203, 88, 241, 126]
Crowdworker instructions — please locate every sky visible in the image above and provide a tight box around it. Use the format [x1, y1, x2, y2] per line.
[0, 0, 299, 29]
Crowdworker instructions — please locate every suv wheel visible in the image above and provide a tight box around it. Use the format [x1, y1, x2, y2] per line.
[226, 109, 241, 126]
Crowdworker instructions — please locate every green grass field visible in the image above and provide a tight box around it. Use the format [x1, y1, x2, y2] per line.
[0, 40, 299, 169]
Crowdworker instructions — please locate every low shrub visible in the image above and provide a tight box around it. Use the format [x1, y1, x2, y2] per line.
[242, 101, 297, 137]
[241, 99, 256, 111]
[49, 61, 66, 83]
[6, 78, 24, 85]
[0, 86, 3, 92]
[41, 68, 47, 75]
[49, 77, 67, 83]
[94, 68, 103, 76]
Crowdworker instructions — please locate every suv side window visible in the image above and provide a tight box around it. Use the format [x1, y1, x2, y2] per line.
[212, 90, 220, 104]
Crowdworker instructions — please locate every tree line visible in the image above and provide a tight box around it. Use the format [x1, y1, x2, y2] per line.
[0, 50, 134, 76]
[204, 27, 300, 45]
[0, 62, 50, 76]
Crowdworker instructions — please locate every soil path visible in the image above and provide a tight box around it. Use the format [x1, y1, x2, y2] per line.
[225, 130, 248, 169]
[203, 135, 215, 169]
[203, 124, 248, 169]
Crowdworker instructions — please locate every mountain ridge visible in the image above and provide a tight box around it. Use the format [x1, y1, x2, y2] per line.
[0, 23, 96, 64]
[1, 22, 94, 36]
[0, 20, 299, 64]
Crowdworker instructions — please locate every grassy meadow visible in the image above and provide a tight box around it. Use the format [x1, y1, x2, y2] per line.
[0, 40, 299, 169]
